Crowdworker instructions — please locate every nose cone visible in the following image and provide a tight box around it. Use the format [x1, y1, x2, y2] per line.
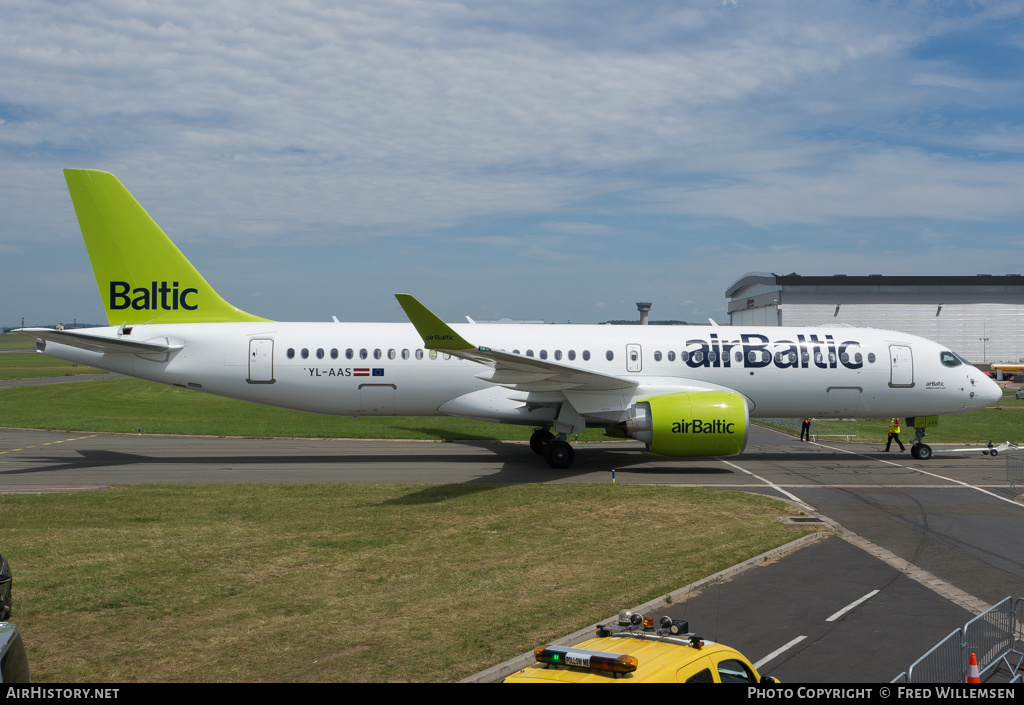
[976, 374, 1002, 408]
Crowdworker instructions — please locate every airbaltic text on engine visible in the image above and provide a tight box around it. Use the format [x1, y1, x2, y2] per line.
[672, 419, 736, 434]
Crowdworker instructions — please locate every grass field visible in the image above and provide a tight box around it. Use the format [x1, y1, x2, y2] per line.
[758, 393, 1024, 447]
[0, 377, 611, 441]
[0, 334, 35, 350]
[0, 353, 110, 381]
[836, 402, 1024, 446]
[1, 484, 812, 682]
[0, 334, 109, 380]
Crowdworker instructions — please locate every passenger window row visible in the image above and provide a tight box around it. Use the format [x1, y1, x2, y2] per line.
[285, 347, 614, 363]
[285, 346, 876, 367]
[512, 349, 599, 361]
[285, 347, 451, 361]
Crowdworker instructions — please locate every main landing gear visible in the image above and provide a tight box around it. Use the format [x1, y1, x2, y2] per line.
[529, 428, 554, 456]
[530, 427, 575, 470]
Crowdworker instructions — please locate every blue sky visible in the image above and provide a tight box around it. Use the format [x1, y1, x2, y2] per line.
[2, 0, 1023, 327]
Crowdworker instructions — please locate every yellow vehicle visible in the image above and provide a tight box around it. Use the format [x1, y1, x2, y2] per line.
[504, 611, 778, 683]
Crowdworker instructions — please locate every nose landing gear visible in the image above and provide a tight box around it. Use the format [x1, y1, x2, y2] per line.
[909, 425, 932, 460]
[910, 443, 932, 460]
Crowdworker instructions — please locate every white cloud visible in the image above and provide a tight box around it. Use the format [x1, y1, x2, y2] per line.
[1, 1, 1023, 325]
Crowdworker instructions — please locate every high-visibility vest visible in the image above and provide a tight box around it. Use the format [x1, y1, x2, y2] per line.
[889, 419, 900, 434]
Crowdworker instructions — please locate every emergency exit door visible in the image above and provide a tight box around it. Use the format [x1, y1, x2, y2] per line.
[248, 338, 275, 384]
[626, 344, 642, 372]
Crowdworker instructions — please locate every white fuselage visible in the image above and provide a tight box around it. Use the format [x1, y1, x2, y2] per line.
[35, 321, 1002, 427]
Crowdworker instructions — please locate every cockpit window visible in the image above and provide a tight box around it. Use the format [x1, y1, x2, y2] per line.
[940, 351, 963, 368]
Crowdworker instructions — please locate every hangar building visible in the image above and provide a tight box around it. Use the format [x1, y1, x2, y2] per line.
[726, 273, 1024, 366]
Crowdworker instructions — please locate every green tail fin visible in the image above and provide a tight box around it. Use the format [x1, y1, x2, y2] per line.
[64, 169, 269, 325]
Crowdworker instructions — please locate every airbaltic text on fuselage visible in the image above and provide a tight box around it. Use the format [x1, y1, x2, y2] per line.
[672, 419, 736, 434]
[109, 281, 198, 311]
[685, 333, 864, 370]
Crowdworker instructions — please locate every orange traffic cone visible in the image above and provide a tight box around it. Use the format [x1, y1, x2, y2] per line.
[967, 652, 980, 683]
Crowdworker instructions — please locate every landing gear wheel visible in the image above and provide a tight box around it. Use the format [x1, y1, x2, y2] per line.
[911, 445, 920, 459]
[990, 449, 998, 457]
[914, 444, 932, 460]
[543, 440, 575, 469]
[530, 429, 554, 456]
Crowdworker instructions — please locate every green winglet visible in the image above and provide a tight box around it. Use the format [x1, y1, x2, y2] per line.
[395, 294, 474, 350]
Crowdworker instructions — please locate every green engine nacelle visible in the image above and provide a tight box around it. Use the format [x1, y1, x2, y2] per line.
[625, 391, 749, 457]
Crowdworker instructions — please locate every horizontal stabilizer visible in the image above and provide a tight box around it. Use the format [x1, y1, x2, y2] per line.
[15, 328, 182, 355]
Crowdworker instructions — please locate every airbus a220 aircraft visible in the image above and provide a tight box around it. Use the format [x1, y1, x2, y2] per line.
[17, 170, 1002, 468]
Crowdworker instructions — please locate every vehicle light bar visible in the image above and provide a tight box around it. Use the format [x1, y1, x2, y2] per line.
[533, 644, 639, 674]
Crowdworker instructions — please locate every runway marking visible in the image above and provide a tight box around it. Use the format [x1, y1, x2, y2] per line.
[813, 441, 1023, 508]
[669, 483, 1003, 489]
[716, 454, 993, 616]
[0, 435, 97, 456]
[826, 589, 879, 622]
[753, 635, 806, 670]
[1, 486, 107, 494]
[718, 458, 816, 513]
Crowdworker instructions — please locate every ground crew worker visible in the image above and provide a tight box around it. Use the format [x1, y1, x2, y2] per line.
[885, 417, 905, 452]
[800, 417, 812, 442]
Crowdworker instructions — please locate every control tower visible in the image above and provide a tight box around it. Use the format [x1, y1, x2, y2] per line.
[636, 302, 652, 325]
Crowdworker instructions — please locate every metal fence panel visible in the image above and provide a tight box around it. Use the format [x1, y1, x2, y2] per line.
[810, 418, 858, 441]
[754, 418, 859, 441]
[1007, 456, 1024, 491]
[1015, 598, 1024, 647]
[966, 597, 1019, 678]
[754, 417, 801, 432]
[906, 629, 965, 683]
[898, 596, 1024, 682]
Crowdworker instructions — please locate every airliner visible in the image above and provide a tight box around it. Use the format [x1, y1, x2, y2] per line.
[16, 169, 1002, 468]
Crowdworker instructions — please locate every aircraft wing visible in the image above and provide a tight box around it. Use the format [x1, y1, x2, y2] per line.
[395, 294, 636, 393]
[15, 328, 183, 355]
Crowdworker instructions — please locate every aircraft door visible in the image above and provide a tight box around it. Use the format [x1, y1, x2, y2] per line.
[248, 338, 275, 384]
[626, 344, 642, 372]
[889, 344, 914, 388]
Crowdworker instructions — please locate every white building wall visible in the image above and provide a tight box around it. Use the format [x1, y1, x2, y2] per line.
[780, 303, 1024, 364]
